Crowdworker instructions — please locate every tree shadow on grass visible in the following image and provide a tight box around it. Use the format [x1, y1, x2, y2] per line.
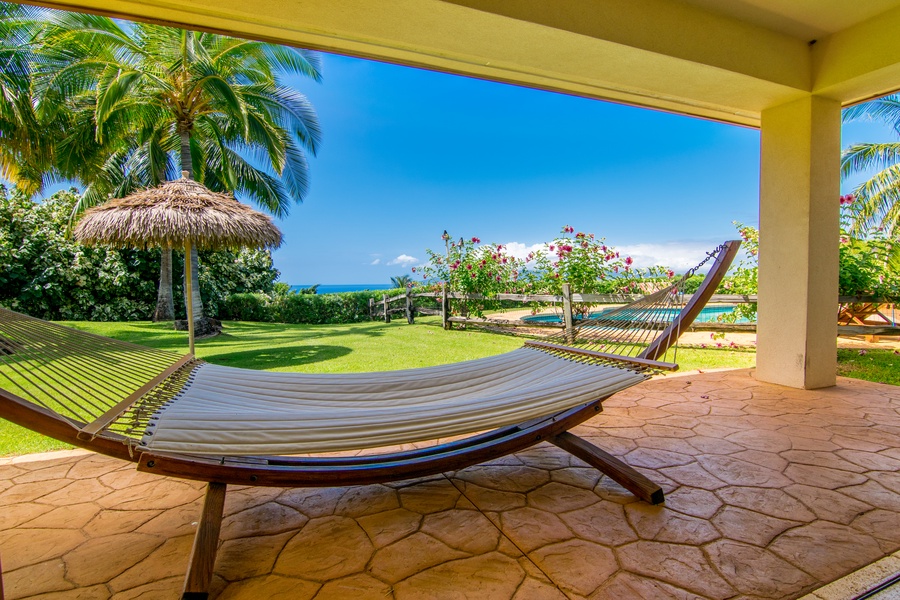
[218, 321, 392, 343]
[63, 320, 393, 353]
[206, 344, 353, 370]
[61, 322, 187, 351]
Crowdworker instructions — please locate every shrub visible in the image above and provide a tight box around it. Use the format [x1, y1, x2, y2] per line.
[715, 223, 759, 323]
[419, 232, 523, 317]
[0, 186, 281, 321]
[838, 193, 900, 299]
[220, 293, 273, 322]
[219, 289, 425, 325]
[198, 248, 279, 318]
[269, 290, 395, 324]
[718, 201, 900, 323]
[0, 187, 159, 320]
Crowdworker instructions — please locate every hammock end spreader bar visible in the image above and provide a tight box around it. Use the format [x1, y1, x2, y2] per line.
[525, 340, 678, 371]
[78, 353, 198, 441]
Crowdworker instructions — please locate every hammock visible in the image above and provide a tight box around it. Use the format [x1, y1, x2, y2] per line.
[0, 240, 739, 600]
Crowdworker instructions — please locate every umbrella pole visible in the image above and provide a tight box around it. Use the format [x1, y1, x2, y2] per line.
[184, 241, 196, 356]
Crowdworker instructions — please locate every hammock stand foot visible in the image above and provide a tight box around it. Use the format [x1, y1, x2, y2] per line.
[552, 432, 665, 504]
[182, 482, 227, 600]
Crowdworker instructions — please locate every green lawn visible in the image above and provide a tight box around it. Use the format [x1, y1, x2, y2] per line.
[837, 348, 900, 386]
[0, 315, 837, 457]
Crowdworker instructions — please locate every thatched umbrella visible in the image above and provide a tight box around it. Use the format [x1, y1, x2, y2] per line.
[74, 171, 282, 354]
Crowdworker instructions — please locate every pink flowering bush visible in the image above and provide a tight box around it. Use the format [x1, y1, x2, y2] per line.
[719, 197, 900, 324]
[524, 226, 672, 317]
[714, 222, 759, 323]
[420, 226, 679, 318]
[838, 194, 900, 300]
[419, 232, 524, 317]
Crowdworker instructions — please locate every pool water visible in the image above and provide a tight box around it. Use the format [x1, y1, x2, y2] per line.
[522, 305, 752, 324]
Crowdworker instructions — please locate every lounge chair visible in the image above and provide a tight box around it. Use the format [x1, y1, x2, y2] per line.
[0, 241, 739, 599]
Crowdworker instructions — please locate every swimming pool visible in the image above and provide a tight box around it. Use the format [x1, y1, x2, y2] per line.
[522, 305, 752, 324]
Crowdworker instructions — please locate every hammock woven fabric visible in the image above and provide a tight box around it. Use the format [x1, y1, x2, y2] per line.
[139, 350, 646, 455]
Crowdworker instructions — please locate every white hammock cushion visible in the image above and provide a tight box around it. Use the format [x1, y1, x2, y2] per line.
[141, 347, 645, 455]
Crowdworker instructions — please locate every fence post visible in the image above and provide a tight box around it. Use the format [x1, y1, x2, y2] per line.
[442, 283, 450, 330]
[460, 294, 468, 330]
[562, 283, 575, 344]
[369, 297, 375, 321]
[382, 294, 391, 323]
[405, 287, 414, 324]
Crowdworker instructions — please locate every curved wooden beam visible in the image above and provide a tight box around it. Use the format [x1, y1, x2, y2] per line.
[639, 240, 742, 361]
[135, 398, 609, 487]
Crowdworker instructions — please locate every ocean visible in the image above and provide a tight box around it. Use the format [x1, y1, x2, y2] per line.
[290, 284, 396, 295]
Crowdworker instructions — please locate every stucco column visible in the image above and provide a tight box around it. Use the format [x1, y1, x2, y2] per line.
[757, 95, 840, 389]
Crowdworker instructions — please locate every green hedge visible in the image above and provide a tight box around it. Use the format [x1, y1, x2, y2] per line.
[221, 289, 406, 324]
[1, 187, 279, 321]
[220, 293, 273, 322]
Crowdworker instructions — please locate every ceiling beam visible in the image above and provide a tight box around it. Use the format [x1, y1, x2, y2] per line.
[22, 0, 900, 125]
[812, 4, 900, 104]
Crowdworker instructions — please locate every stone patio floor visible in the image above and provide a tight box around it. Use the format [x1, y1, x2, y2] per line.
[0, 368, 898, 599]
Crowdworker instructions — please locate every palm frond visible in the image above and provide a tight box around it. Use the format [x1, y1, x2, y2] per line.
[842, 95, 900, 129]
[841, 142, 900, 179]
[205, 139, 290, 216]
[6, 6, 320, 215]
[279, 140, 310, 202]
[242, 83, 321, 153]
[190, 58, 247, 123]
[94, 69, 144, 139]
[846, 164, 900, 236]
[261, 45, 322, 82]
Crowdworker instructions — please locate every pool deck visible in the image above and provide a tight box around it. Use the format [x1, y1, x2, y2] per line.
[1, 368, 898, 599]
[492, 308, 900, 350]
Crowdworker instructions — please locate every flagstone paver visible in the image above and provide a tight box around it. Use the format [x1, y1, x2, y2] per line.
[0, 368, 897, 599]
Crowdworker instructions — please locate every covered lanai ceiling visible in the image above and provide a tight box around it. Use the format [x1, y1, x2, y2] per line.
[17, 0, 900, 125]
[679, 0, 900, 39]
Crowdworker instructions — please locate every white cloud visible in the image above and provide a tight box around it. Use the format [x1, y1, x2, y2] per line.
[502, 241, 546, 262]
[388, 254, 419, 267]
[443, 239, 731, 274]
[616, 242, 722, 272]
[370, 258, 381, 265]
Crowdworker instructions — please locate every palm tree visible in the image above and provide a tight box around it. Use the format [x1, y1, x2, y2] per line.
[0, 3, 82, 195]
[841, 95, 900, 236]
[0, 4, 130, 199]
[391, 275, 412, 288]
[0, 3, 43, 192]
[31, 11, 321, 329]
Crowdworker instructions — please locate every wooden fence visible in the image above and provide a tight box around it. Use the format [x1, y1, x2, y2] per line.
[368, 288, 442, 324]
[370, 285, 761, 336]
[368, 287, 897, 339]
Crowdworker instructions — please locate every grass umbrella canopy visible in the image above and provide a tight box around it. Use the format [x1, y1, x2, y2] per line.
[73, 174, 283, 251]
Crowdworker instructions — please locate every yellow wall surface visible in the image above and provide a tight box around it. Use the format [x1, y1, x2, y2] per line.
[757, 96, 840, 389]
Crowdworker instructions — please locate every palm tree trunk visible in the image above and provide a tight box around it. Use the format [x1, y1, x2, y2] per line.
[188, 244, 205, 327]
[156, 123, 193, 326]
[153, 247, 174, 321]
[178, 128, 218, 336]
[180, 129, 193, 179]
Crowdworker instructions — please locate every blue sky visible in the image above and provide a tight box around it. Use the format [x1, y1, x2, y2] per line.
[25, 50, 896, 285]
[282, 53, 761, 285]
[276, 53, 894, 285]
